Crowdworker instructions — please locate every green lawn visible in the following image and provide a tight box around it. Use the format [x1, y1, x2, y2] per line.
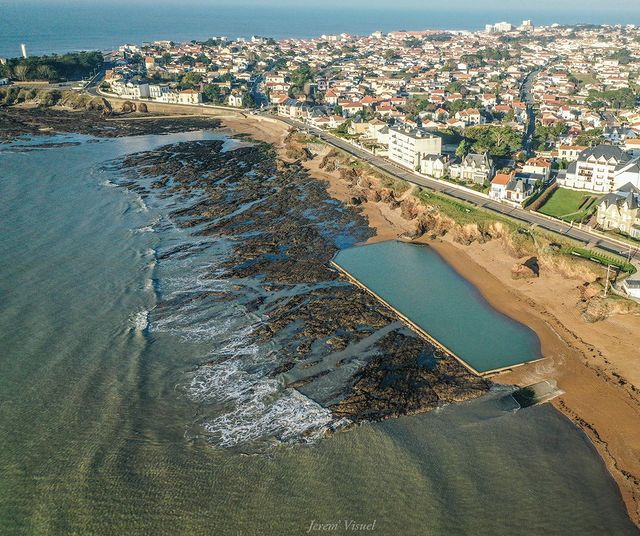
[537, 188, 602, 223]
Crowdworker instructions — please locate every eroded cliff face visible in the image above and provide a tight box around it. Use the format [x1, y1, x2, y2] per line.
[311, 146, 639, 324]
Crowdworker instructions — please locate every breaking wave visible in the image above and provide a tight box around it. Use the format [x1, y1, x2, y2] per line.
[190, 360, 346, 448]
[131, 309, 150, 332]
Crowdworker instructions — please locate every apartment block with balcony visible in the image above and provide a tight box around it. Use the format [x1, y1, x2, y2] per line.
[388, 126, 442, 170]
[559, 145, 631, 193]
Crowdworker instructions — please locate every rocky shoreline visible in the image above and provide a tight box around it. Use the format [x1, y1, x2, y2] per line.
[0, 105, 221, 141]
[117, 135, 489, 424]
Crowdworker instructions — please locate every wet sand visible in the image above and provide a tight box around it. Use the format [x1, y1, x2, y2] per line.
[219, 116, 640, 527]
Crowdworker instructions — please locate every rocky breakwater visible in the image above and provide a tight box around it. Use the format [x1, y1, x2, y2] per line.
[117, 136, 489, 427]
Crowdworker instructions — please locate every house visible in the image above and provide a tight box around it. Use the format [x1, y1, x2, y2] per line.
[228, 92, 244, 107]
[324, 89, 339, 105]
[489, 172, 513, 200]
[522, 157, 552, 181]
[420, 155, 449, 178]
[0, 78, 9, 86]
[455, 108, 483, 126]
[341, 101, 364, 117]
[348, 116, 369, 135]
[450, 153, 495, 185]
[388, 126, 442, 170]
[595, 183, 640, 239]
[558, 145, 587, 162]
[490, 172, 535, 204]
[559, 145, 631, 193]
[624, 138, 640, 158]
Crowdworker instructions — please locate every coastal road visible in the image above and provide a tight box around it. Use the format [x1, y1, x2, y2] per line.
[277, 116, 640, 263]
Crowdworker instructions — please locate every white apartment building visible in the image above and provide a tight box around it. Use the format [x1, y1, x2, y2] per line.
[149, 84, 170, 99]
[111, 81, 150, 99]
[388, 126, 442, 170]
[559, 145, 631, 193]
[157, 89, 203, 105]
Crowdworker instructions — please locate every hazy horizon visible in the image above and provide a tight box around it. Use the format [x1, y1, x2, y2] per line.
[2, 1, 640, 57]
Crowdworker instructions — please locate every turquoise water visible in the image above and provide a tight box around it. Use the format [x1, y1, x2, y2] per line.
[1, 2, 640, 56]
[0, 133, 637, 534]
[333, 241, 542, 373]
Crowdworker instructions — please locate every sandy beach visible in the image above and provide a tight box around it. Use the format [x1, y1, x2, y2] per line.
[220, 116, 640, 526]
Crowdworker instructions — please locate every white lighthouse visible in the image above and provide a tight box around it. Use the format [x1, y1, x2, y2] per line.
[20, 43, 27, 59]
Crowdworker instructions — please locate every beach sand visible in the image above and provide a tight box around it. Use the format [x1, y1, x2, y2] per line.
[221, 116, 640, 526]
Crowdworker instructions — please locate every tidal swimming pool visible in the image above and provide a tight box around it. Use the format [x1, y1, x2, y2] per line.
[332, 241, 542, 374]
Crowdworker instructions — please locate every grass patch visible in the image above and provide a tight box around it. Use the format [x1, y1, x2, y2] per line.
[565, 246, 636, 274]
[415, 188, 517, 228]
[538, 188, 601, 222]
[381, 176, 410, 193]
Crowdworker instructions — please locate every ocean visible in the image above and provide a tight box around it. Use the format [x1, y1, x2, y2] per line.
[1, 1, 640, 57]
[0, 131, 637, 534]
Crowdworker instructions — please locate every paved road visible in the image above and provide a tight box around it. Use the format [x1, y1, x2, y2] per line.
[520, 69, 540, 156]
[278, 116, 640, 262]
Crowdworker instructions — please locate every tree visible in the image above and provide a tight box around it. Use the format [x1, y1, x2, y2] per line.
[196, 53, 211, 65]
[456, 140, 472, 158]
[575, 128, 604, 147]
[403, 37, 422, 49]
[202, 84, 222, 104]
[36, 64, 57, 81]
[465, 125, 522, 157]
[13, 64, 29, 81]
[242, 93, 256, 108]
[178, 55, 196, 67]
[181, 72, 203, 89]
[383, 49, 399, 61]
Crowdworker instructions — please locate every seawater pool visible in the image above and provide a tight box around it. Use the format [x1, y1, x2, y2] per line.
[333, 240, 542, 374]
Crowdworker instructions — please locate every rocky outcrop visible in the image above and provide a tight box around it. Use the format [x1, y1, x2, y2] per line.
[118, 138, 491, 424]
[511, 257, 540, 280]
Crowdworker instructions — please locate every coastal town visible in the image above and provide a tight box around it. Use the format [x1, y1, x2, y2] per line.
[63, 24, 635, 244]
[23, 22, 632, 293]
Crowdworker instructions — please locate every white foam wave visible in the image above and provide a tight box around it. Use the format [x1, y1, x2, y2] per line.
[132, 310, 149, 332]
[191, 360, 344, 448]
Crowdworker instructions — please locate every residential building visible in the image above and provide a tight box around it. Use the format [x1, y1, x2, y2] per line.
[449, 153, 495, 185]
[595, 182, 640, 239]
[522, 157, 552, 181]
[559, 145, 631, 192]
[420, 155, 449, 178]
[490, 172, 535, 204]
[558, 145, 588, 162]
[388, 126, 442, 170]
